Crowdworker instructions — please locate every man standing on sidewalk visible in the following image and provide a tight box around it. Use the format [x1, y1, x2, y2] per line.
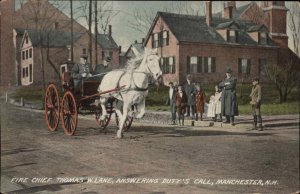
[184, 74, 196, 119]
[249, 77, 263, 131]
[219, 67, 239, 125]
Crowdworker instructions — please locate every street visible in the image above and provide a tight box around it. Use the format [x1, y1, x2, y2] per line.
[1, 103, 299, 194]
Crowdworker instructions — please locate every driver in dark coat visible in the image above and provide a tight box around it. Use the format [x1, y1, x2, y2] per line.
[71, 54, 92, 92]
[219, 67, 239, 125]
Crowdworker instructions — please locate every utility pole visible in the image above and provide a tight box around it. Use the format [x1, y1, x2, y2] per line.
[88, 0, 93, 69]
[94, 0, 98, 66]
[70, 0, 74, 62]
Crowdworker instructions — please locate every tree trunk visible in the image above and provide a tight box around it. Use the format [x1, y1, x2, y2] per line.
[70, 0, 74, 62]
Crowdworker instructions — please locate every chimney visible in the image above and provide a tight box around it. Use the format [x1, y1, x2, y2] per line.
[223, 1, 236, 19]
[206, 1, 212, 26]
[119, 46, 122, 53]
[142, 38, 145, 44]
[134, 40, 138, 44]
[108, 25, 112, 37]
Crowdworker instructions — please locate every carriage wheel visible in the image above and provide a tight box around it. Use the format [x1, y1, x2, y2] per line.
[44, 83, 60, 132]
[95, 105, 112, 130]
[115, 113, 133, 132]
[61, 91, 78, 136]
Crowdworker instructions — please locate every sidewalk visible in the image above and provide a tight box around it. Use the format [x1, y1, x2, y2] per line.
[1, 97, 299, 129]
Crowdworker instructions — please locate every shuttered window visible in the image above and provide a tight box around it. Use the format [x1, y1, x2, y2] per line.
[188, 56, 216, 73]
[161, 56, 175, 74]
[238, 58, 251, 74]
[203, 57, 216, 73]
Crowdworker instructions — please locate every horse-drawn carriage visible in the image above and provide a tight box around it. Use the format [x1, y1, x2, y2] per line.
[44, 48, 162, 138]
[44, 62, 133, 136]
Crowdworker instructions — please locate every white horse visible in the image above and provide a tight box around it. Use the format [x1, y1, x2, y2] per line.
[96, 48, 162, 138]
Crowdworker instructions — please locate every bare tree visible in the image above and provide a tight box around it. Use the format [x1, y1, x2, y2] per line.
[76, 0, 119, 67]
[264, 58, 299, 103]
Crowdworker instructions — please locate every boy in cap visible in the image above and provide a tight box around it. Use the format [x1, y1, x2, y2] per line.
[249, 77, 263, 131]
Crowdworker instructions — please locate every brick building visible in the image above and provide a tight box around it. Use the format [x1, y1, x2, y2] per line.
[143, 1, 297, 85]
[1, 0, 120, 89]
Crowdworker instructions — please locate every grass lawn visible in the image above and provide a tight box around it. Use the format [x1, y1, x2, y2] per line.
[9, 83, 299, 115]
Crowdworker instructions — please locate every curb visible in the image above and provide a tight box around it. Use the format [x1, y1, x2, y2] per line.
[3, 99, 299, 129]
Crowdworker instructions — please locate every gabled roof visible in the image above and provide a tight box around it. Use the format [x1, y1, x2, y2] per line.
[216, 21, 240, 30]
[96, 34, 118, 49]
[22, 29, 83, 47]
[144, 12, 277, 47]
[247, 24, 268, 32]
[125, 42, 144, 58]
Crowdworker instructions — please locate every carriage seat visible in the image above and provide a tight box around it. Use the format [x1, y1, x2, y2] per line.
[61, 72, 73, 88]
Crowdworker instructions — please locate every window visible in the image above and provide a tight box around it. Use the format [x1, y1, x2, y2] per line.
[26, 50, 28, 59]
[152, 33, 159, 48]
[22, 68, 25, 78]
[188, 56, 216, 73]
[29, 48, 32, 58]
[259, 58, 267, 75]
[189, 56, 198, 74]
[238, 58, 251, 74]
[204, 57, 216, 73]
[168, 56, 175, 74]
[82, 48, 87, 55]
[227, 30, 237, 43]
[161, 31, 169, 46]
[22, 51, 25, 60]
[25, 67, 29, 77]
[25, 36, 28, 44]
[259, 32, 268, 45]
[29, 64, 33, 82]
[54, 22, 59, 30]
[160, 56, 175, 74]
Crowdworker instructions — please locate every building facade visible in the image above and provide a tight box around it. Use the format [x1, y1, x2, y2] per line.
[144, 1, 295, 85]
[1, 0, 120, 88]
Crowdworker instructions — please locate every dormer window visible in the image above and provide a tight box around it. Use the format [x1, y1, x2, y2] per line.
[259, 32, 268, 45]
[227, 30, 237, 43]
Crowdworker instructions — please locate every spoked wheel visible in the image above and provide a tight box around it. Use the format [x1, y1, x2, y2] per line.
[95, 104, 112, 130]
[61, 91, 78, 136]
[44, 83, 60, 131]
[115, 113, 133, 132]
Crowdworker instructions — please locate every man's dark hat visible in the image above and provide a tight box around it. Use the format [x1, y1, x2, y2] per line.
[226, 67, 233, 73]
[105, 56, 111, 62]
[81, 54, 88, 59]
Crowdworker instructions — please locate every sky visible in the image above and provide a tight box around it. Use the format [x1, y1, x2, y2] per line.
[15, 1, 299, 53]
[72, 1, 250, 51]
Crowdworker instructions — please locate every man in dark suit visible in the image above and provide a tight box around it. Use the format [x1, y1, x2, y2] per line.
[166, 82, 177, 125]
[94, 56, 112, 75]
[219, 67, 239, 125]
[71, 54, 92, 93]
[184, 74, 196, 119]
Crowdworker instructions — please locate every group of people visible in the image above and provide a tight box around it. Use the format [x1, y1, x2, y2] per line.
[167, 67, 263, 131]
